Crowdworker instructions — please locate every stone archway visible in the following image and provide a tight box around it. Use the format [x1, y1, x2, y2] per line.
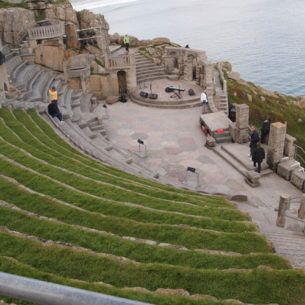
[117, 70, 127, 94]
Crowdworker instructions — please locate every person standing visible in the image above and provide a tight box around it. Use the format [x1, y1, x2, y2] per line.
[249, 125, 259, 158]
[200, 91, 208, 114]
[48, 86, 63, 122]
[261, 118, 271, 144]
[252, 142, 265, 173]
[123, 34, 130, 52]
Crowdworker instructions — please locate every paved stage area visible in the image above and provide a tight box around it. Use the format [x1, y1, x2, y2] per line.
[138, 79, 202, 101]
[101, 101, 305, 268]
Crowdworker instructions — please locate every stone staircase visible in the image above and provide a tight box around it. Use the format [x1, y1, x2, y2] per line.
[1, 45, 158, 181]
[212, 143, 273, 178]
[214, 68, 229, 114]
[264, 229, 305, 268]
[135, 52, 166, 83]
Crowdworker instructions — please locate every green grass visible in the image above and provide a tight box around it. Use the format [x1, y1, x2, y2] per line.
[0, 176, 254, 233]
[26, 108, 230, 203]
[227, 76, 305, 150]
[0, 256, 239, 305]
[0, 176, 269, 254]
[0, 1, 28, 9]
[2, 108, 235, 209]
[0, 233, 304, 305]
[0, 107, 304, 305]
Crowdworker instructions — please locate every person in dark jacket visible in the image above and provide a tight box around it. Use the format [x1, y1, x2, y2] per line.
[48, 100, 63, 122]
[261, 119, 271, 144]
[249, 125, 259, 158]
[252, 142, 265, 173]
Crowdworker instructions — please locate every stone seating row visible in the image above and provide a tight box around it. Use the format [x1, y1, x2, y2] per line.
[42, 112, 155, 179]
[3, 47, 158, 180]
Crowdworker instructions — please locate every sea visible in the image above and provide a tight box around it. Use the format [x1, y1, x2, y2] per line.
[70, 0, 305, 96]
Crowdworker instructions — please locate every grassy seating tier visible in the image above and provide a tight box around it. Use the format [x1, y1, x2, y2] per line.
[0, 107, 304, 305]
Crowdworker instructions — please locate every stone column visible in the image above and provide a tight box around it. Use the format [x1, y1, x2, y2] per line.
[276, 194, 290, 227]
[298, 194, 305, 219]
[234, 104, 249, 144]
[267, 122, 286, 169]
[284, 134, 296, 158]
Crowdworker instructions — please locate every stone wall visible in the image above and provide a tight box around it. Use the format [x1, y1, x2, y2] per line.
[78, 10, 110, 65]
[163, 47, 207, 84]
[89, 74, 119, 99]
[34, 43, 65, 71]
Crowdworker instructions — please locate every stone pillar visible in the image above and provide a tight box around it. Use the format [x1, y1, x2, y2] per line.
[276, 194, 291, 227]
[267, 122, 286, 169]
[183, 54, 193, 81]
[126, 54, 137, 89]
[284, 134, 296, 158]
[233, 104, 249, 143]
[298, 194, 305, 219]
[65, 23, 80, 49]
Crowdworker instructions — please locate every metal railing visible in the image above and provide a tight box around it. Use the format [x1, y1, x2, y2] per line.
[0, 272, 153, 305]
[294, 144, 305, 166]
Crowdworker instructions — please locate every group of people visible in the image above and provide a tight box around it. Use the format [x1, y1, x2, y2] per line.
[249, 119, 271, 173]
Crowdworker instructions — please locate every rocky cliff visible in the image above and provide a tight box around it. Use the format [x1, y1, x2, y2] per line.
[0, 8, 35, 46]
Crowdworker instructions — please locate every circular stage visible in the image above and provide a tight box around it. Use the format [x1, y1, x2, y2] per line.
[130, 78, 203, 109]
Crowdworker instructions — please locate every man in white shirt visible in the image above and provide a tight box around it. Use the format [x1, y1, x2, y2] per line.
[200, 91, 208, 113]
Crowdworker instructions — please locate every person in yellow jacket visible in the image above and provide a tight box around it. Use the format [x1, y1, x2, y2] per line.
[123, 34, 130, 52]
[48, 86, 58, 102]
[47, 86, 63, 122]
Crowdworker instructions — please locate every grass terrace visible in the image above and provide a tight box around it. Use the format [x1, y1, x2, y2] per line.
[0, 107, 304, 305]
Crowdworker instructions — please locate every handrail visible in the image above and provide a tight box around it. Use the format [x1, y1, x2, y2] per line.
[284, 212, 305, 224]
[0, 272, 153, 305]
[294, 144, 305, 165]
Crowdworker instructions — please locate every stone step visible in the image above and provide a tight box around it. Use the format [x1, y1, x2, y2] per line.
[221, 144, 269, 172]
[136, 71, 166, 80]
[136, 66, 165, 74]
[136, 62, 162, 70]
[27, 70, 43, 91]
[212, 145, 247, 177]
[247, 168, 273, 177]
[137, 75, 167, 83]
[130, 96, 202, 109]
[6, 55, 23, 75]
[90, 124, 104, 132]
[11, 60, 29, 81]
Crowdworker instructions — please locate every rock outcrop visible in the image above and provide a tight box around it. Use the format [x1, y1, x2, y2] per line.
[0, 8, 35, 46]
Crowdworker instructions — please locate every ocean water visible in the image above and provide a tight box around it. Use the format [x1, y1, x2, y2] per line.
[71, 0, 305, 96]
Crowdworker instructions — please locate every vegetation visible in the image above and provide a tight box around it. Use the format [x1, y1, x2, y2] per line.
[0, 107, 304, 305]
[227, 75, 305, 148]
[0, 1, 28, 9]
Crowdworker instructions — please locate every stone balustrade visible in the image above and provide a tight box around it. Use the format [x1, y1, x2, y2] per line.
[67, 66, 91, 79]
[109, 54, 131, 69]
[28, 23, 64, 41]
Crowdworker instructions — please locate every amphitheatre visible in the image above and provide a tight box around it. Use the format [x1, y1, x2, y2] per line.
[0, 0, 305, 304]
